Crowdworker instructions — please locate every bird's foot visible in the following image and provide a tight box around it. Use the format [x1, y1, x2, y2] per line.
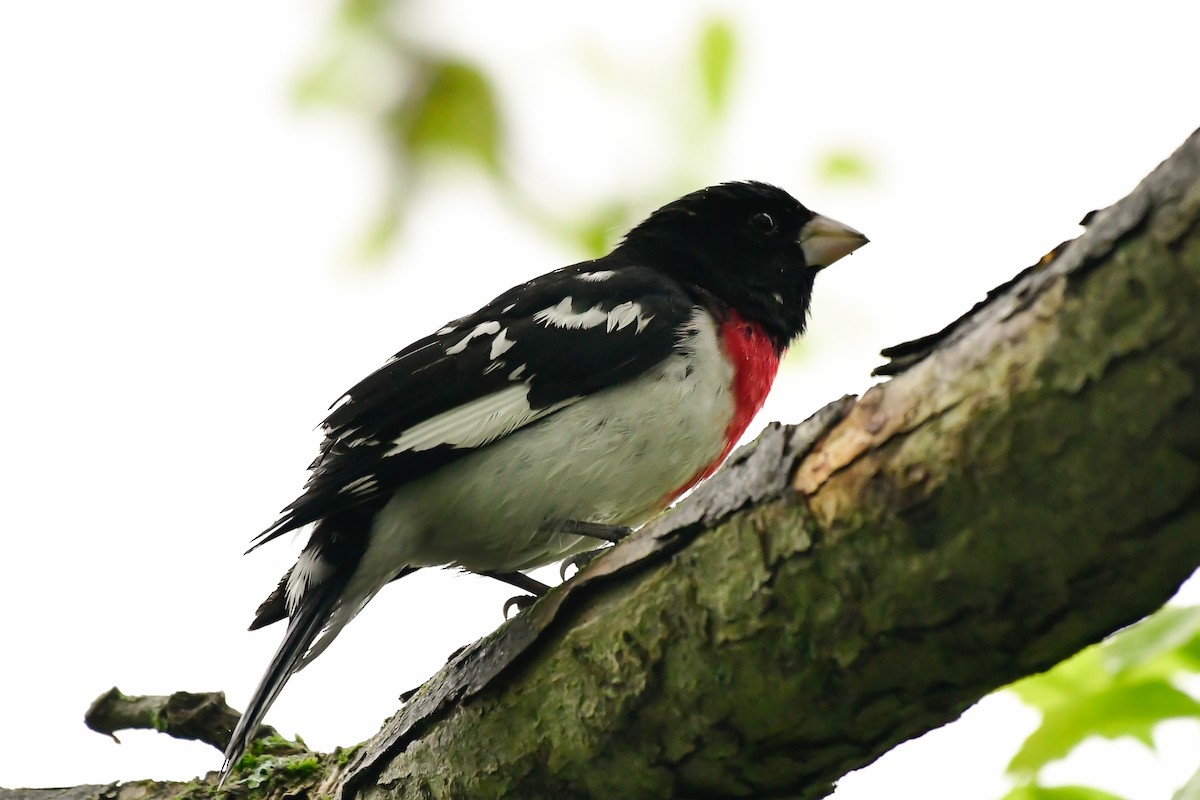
[479, 570, 550, 618]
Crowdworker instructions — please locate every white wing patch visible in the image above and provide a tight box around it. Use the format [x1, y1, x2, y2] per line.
[384, 385, 579, 455]
[509, 364, 527, 380]
[338, 475, 378, 496]
[325, 425, 379, 449]
[489, 328, 516, 359]
[578, 270, 615, 282]
[534, 296, 653, 333]
[605, 301, 653, 333]
[445, 321, 501, 355]
[533, 297, 608, 330]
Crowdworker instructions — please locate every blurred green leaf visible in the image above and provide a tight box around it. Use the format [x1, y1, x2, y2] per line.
[358, 204, 404, 261]
[1008, 680, 1200, 776]
[1001, 606, 1200, 799]
[1013, 607, 1200, 716]
[1001, 784, 1129, 800]
[341, 0, 393, 27]
[294, 47, 357, 108]
[395, 60, 502, 172]
[1102, 605, 1200, 674]
[293, 0, 403, 112]
[1010, 647, 1110, 712]
[817, 150, 874, 184]
[697, 19, 737, 114]
[1178, 635, 1200, 670]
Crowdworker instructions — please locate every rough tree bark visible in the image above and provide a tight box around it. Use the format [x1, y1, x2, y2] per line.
[6, 127, 1199, 800]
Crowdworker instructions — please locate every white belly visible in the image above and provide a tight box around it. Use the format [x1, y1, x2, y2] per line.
[357, 311, 735, 590]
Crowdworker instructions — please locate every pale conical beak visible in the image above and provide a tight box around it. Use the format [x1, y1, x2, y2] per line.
[799, 213, 869, 269]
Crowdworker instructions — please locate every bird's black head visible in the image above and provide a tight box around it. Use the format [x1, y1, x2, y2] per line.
[617, 181, 867, 348]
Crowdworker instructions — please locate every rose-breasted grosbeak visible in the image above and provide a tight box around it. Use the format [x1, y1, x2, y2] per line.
[220, 181, 867, 779]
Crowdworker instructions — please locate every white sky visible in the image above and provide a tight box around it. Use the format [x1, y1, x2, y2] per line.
[2, 1, 1199, 796]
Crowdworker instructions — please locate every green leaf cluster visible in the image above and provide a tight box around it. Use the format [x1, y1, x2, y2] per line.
[294, 4, 758, 259]
[817, 151, 874, 185]
[294, 4, 881, 264]
[1000, 606, 1200, 800]
[391, 60, 501, 172]
[698, 19, 736, 116]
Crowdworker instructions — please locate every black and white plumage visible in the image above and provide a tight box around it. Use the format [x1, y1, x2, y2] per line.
[220, 181, 867, 780]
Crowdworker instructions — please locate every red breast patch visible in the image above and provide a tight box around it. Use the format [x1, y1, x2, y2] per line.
[659, 312, 781, 507]
[718, 311, 781, 451]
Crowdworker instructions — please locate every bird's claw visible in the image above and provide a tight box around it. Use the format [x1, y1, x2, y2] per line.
[503, 594, 538, 619]
[559, 547, 612, 581]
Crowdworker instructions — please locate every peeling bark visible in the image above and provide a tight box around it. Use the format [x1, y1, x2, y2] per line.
[6, 128, 1200, 800]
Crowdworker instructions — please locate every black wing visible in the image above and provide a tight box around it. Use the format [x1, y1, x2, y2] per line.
[251, 262, 697, 549]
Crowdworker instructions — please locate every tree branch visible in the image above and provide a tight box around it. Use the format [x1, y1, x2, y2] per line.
[7, 127, 1199, 800]
[83, 688, 281, 752]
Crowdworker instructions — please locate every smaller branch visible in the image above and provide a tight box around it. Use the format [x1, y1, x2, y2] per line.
[84, 687, 278, 753]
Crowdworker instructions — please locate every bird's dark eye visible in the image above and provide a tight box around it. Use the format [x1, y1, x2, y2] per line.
[750, 212, 777, 235]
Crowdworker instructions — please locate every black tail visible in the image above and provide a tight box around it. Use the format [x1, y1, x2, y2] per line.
[219, 581, 342, 784]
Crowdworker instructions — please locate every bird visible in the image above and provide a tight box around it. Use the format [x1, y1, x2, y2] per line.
[219, 181, 867, 780]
